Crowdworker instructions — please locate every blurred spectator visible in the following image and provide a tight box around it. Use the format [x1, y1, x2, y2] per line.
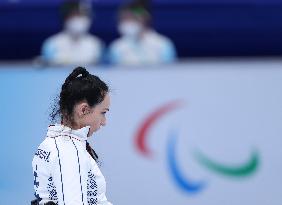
[41, 1, 103, 66]
[108, 0, 177, 66]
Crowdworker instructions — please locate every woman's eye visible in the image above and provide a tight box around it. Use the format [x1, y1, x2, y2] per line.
[102, 112, 106, 115]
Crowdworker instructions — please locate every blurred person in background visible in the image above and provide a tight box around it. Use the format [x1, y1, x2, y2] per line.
[108, 0, 177, 66]
[41, 1, 104, 66]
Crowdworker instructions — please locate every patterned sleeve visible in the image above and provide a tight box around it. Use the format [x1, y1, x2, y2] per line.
[32, 139, 58, 205]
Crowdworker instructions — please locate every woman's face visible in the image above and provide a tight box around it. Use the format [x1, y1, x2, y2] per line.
[75, 93, 111, 136]
[88, 93, 110, 136]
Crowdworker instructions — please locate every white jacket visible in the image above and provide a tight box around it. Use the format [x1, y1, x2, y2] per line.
[109, 30, 176, 66]
[41, 32, 103, 66]
[32, 124, 113, 205]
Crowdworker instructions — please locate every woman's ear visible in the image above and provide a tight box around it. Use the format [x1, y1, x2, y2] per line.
[76, 102, 91, 117]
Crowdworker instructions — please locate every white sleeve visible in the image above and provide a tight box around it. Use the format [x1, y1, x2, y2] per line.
[41, 36, 69, 65]
[41, 38, 57, 62]
[108, 42, 121, 65]
[99, 193, 113, 205]
[161, 38, 177, 63]
[32, 140, 56, 204]
[51, 137, 88, 205]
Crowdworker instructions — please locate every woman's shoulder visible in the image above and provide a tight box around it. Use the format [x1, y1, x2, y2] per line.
[33, 137, 57, 163]
[38, 137, 57, 150]
[35, 136, 75, 154]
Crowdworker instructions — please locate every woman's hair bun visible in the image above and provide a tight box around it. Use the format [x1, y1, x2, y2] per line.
[63, 66, 89, 87]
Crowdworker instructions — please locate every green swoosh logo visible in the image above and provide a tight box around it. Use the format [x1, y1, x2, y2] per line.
[194, 150, 260, 177]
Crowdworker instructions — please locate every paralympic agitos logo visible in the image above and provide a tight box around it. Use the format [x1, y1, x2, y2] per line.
[134, 100, 260, 194]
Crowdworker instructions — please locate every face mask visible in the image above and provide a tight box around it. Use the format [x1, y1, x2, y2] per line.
[65, 16, 91, 35]
[118, 21, 142, 39]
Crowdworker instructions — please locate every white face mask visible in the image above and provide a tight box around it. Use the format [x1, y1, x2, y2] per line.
[118, 21, 142, 39]
[65, 16, 91, 35]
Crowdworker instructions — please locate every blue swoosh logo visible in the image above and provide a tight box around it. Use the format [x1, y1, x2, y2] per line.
[167, 130, 206, 194]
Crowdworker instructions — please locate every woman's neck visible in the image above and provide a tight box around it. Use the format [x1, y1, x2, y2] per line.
[61, 118, 80, 130]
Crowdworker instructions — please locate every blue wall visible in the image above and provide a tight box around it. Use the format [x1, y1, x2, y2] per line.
[0, 1, 282, 59]
[1, 62, 282, 205]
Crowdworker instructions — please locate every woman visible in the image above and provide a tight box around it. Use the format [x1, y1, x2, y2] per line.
[32, 67, 112, 205]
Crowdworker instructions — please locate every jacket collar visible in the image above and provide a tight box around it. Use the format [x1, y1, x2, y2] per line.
[47, 124, 90, 141]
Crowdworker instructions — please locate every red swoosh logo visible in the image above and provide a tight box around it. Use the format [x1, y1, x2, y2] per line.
[135, 100, 185, 157]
